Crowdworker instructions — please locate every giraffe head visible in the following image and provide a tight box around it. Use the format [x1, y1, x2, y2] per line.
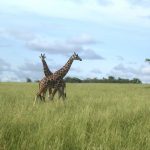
[40, 53, 46, 60]
[72, 52, 82, 61]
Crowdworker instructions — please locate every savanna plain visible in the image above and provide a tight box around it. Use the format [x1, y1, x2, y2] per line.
[0, 83, 150, 150]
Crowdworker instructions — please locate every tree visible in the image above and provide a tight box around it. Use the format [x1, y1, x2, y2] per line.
[62, 76, 142, 84]
[108, 76, 115, 80]
[26, 78, 32, 83]
[65, 77, 82, 83]
[145, 58, 150, 62]
[131, 78, 142, 84]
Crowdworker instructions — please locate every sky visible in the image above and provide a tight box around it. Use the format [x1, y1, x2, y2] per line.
[0, 0, 150, 83]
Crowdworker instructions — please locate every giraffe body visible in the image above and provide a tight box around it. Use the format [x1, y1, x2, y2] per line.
[35, 52, 82, 103]
[38, 76, 66, 101]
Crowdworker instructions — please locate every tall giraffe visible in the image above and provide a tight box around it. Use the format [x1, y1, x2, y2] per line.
[34, 52, 82, 104]
[40, 54, 52, 76]
[39, 53, 66, 100]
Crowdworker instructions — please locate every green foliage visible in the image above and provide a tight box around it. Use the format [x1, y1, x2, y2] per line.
[26, 78, 32, 83]
[65, 76, 142, 83]
[0, 83, 150, 150]
[65, 77, 82, 83]
[145, 58, 150, 62]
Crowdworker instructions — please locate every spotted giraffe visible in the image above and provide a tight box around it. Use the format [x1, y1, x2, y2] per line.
[39, 53, 66, 101]
[34, 52, 82, 104]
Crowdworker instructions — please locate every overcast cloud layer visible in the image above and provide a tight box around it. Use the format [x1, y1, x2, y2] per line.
[0, 0, 150, 82]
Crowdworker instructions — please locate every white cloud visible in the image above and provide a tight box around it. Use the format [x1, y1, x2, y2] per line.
[81, 48, 104, 60]
[111, 63, 150, 83]
[0, 71, 22, 82]
[91, 68, 102, 74]
[127, 0, 150, 7]
[0, 0, 150, 82]
[1, 0, 150, 27]
[24, 33, 104, 60]
[0, 27, 103, 60]
[0, 28, 36, 41]
[113, 63, 138, 74]
[116, 56, 124, 61]
[0, 58, 11, 72]
[97, 0, 113, 6]
[68, 33, 100, 45]
[25, 39, 82, 55]
[141, 66, 150, 75]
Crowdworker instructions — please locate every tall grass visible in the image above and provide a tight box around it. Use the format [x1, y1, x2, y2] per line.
[0, 83, 150, 150]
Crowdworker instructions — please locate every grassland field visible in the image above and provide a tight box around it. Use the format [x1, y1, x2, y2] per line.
[0, 82, 150, 150]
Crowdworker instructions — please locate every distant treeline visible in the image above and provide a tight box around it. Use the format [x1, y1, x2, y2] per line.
[28, 76, 142, 84]
[64, 76, 142, 84]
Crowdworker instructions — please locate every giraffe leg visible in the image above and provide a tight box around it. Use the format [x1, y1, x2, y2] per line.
[57, 84, 66, 100]
[48, 87, 52, 100]
[41, 96, 45, 102]
[61, 85, 66, 100]
[41, 89, 47, 102]
[34, 86, 47, 105]
[58, 88, 62, 99]
[62, 82, 66, 100]
[33, 94, 41, 106]
[64, 93, 66, 98]
[51, 88, 57, 100]
[59, 88, 64, 99]
[62, 93, 66, 100]
[63, 86, 66, 100]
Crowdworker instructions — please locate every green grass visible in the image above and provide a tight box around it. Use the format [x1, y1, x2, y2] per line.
[0, 83, 150, 150]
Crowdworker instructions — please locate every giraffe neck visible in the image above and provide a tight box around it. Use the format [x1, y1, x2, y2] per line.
[53, 57, 74, 79]
[41, 59, 53, 77]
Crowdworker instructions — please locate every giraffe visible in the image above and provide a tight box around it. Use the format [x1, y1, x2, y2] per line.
[39, 53, 66, 101]
[38, 76, 66, 102]
[40, 54, 52, 76]
[34, 52, 82, 104]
